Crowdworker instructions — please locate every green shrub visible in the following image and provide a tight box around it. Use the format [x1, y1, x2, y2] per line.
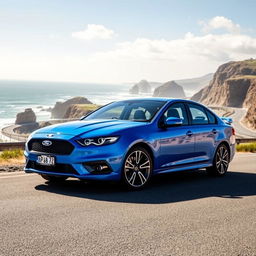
[0, 149, 24, 160]
[236, 142, 256, 153]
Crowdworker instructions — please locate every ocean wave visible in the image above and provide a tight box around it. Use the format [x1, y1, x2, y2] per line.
[0, 118, 16, 128]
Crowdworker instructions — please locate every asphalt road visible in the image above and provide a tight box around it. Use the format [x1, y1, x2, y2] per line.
[1, 153, 256, 256]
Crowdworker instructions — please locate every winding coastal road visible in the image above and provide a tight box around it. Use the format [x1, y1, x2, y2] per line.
[1, 153, 256, 256]
[1, 107, 256, 143]
[228, 107, 256, 138]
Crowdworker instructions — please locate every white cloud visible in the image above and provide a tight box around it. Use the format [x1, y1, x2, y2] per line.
[86, 25, 256, 83]
[72, 24, 115, 40]
[91, 32, 256, 65]
[199, 16, 241, 33]
[2, 16, 256, 85]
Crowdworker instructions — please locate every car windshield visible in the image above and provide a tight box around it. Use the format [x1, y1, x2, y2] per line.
[84, 100, 166, 122]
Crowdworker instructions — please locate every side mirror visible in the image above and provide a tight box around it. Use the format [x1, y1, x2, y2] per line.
[165, 117, 183, 127]
[221, 117, 233, 124]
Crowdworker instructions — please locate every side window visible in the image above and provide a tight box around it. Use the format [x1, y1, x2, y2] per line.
[128, 107, 151, 121]
[188, 104, 209, 125]
[206, 110, 217, 124]
[163, 103, 188, 125]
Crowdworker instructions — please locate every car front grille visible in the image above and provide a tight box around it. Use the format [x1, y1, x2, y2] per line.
[26, 160, 78, 175]
[28, 139, 74, 155]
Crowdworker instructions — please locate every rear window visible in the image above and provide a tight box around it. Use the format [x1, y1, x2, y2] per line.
[188, 103, 209, 125]
[206, 110, 217, 124]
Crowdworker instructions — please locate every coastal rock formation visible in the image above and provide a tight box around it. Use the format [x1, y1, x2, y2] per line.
[64, 104, 100, 119]
[129, 80, 151, 94]
[191, 59, 256, 129]
[243, 79, 256, 129]
[15, 108, 36, 124]
[51, 97, 92, 119]
[14, 123, 39, 135]
[191, 59, 256, 105]
[153, 81, 186, 98]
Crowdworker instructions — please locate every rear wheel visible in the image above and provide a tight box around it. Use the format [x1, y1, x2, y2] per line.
[207, 143, 230, 176]
[122, 147, 153, 190]
[40, 174, 67, 182]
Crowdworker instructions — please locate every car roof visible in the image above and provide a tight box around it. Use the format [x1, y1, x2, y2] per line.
[120, 97, 199, 104]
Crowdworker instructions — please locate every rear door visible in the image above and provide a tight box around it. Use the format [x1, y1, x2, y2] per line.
[157, 102, 195, 169]
[186, 103, 218, 163]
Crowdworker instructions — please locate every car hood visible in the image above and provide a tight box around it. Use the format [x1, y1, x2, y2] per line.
[34, 119, 147, 138]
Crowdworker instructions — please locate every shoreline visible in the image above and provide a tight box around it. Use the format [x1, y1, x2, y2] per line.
[0, 118, 78, 143]
[0, 106, 256, 143]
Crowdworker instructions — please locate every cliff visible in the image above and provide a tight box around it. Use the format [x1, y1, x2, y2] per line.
[51, 97, 92, 119]
[191, 59, 256, 129]
[243, 79, 256, 129]
[153, 81, 186, 98]
[191, 60, 256, 105]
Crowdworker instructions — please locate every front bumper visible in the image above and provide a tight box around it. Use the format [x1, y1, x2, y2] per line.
[24, 141, 125, 181]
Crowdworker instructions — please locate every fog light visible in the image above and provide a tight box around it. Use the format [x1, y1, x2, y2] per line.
[95, 165, 103, 172]
[82, 161, 112, 174]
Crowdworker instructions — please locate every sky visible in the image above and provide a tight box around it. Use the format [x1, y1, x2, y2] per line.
[0, 0, 256, 84]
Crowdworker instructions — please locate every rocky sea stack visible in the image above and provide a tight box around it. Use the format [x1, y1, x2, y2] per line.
[129, 80, 151, 94]
[153, 81, 186, 98]
[51, 97, 92, 119]
[15, 108, 36, 124]
[64, 104, 100, 119]
[191, 59, 256, 129]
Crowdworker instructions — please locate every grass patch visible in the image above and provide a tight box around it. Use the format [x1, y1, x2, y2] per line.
[228, 75, 256, 80]
[0, 149, 24, 160]
[73, 104, 101, 111]
[244, 59, 256, 68]
[236, 142, 256, 153]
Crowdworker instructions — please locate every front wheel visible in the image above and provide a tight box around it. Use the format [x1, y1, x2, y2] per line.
[41, 174, 67, 182]
[207, 144, 230, 176]
[122, 147, 153, 190]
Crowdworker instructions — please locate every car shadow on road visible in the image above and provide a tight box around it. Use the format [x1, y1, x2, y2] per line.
[35, 170, 256, 204]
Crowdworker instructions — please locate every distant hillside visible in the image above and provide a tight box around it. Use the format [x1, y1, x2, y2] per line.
[150, 74, 213, 91]
[129, 74, 213, 96]
[191, 59, 256, 129]
[175, 73, 213, 92]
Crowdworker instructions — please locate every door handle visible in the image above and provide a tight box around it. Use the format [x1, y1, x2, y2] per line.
[212, 129, 217, 134]
[186, 131, 193, 136]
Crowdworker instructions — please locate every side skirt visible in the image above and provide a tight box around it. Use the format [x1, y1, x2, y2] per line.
[153, 162, 212, 175]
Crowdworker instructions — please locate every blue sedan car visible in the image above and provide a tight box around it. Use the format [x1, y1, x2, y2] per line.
[24, 98, 235, 189]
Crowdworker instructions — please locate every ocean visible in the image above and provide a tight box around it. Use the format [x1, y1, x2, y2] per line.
[0, 80, 139, 127]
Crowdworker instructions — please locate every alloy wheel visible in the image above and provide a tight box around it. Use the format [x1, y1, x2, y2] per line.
[124, 149, 152, 188]
[215, 146, 229, 174]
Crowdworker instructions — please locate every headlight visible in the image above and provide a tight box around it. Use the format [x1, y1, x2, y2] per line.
[76, 136, 119, 146]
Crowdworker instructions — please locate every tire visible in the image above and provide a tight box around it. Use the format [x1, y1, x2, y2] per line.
[122, 146, 153, 190]
[207, 143, 230, 176]
[40, 174, 67, 182]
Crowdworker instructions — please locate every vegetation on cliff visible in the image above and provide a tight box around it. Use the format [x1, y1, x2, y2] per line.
[51, 97, 93, 118]
[64, 104, 100, 119]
